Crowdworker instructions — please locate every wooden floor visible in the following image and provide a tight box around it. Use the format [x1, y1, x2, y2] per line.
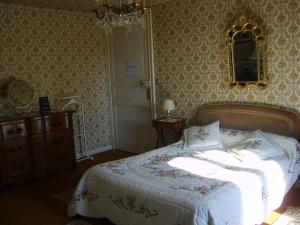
[264, 187, 300, 224]
[0, 149, 299, 225]
[0, 150, 133, 225]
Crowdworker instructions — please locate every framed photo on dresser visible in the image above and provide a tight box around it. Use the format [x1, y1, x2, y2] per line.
[39, 96, 51, 112]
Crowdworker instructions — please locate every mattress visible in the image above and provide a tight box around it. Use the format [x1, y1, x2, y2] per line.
[68, 142, 299, 225]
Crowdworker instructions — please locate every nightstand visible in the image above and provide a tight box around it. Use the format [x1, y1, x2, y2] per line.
[152, 118, 185, 148]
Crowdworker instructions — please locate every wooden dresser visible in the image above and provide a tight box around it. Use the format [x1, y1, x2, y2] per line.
[0, 111, 76, 185]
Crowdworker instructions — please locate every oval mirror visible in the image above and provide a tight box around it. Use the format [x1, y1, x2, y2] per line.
[7, 79, 34, 109]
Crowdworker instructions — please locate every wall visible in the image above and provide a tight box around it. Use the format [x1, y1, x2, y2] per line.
[152, 0, 300, 124]
[0, 5, 111, 152]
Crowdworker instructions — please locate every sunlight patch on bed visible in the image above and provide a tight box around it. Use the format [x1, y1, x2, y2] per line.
[167, 152, 285, 194]
[167, 150, 287, 223]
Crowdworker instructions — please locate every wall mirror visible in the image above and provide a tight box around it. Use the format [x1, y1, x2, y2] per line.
[227, 16, 267, 88]
[7, 78, 34, 109]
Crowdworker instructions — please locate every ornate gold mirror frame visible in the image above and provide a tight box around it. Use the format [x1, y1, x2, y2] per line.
[227, 16, 267, 88]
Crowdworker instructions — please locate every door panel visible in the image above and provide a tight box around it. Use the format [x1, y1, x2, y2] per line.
[115, 86, 148, 105]
[116, 105, 153, 150]
[110, 10, 155, 153]
[113, 28, 145, 81]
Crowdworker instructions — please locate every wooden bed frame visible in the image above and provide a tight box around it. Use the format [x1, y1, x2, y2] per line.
[198, 104, 300, 141]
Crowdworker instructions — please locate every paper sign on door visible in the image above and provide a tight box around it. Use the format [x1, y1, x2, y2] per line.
[126, 60, 137, 77]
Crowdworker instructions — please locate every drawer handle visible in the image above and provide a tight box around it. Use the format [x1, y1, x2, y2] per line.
[7, 127, 24, 135]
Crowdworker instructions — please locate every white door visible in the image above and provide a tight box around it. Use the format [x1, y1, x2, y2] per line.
[109, 10, 156, 154]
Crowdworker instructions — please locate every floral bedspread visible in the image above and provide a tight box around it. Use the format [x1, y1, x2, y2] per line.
[68, 142, 298, 225]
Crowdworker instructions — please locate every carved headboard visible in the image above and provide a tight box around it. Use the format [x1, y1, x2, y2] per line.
[198, 104, 300, 141]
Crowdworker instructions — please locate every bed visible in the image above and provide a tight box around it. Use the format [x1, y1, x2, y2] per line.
[68, 104, 300, 225]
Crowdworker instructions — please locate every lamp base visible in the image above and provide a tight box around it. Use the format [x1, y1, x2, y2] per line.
[166, 112, 173, 121]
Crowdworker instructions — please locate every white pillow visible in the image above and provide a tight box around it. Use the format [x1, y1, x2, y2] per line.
[263, 131, 299, 172]
[183, 121, 223, 149]
[230, 130, 284, 160]
[220, 128, 251, 147]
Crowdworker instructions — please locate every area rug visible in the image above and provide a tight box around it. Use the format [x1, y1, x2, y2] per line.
[66, 220, 92, 225]
[272, 207, 300, 225]
[52, 188, 75, 205]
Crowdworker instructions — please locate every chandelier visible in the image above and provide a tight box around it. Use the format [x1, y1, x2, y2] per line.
[94, 0, 147, 33]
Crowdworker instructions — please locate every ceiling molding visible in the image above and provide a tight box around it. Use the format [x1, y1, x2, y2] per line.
[0, 0, 173, 13]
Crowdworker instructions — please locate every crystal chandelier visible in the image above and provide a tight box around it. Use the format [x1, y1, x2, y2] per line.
[94, 0, 147, 33]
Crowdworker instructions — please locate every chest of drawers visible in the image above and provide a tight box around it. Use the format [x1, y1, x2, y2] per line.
[0, 111, 76, 185]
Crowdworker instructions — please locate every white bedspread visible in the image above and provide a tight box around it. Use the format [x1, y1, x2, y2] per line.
[68, 143, 299, 225]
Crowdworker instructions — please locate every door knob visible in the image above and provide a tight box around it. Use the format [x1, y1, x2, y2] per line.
[139, 80, 150, 89]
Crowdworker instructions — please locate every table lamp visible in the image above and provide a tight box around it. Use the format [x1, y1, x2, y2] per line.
[163, 99, 175, 120]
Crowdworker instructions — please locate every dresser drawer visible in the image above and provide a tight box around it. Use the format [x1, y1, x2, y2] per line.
[31, 136, 45, 153]
[48, 157, 74, 173]
[30, 118, 43, 135]
[2, 122, 27, 140]
[50, 144, 73, 158]
[48, 147, 74, 173]
[2, 140, 30, 158]
[32, 151, 47, 169]
[0, 149, 5, 181]
[5, 156, 31, 178]
[46, 132, 72, 149]
[33, 168, 47, 179]
[0, 111, 74, 185]
[45, 115, 69, 132]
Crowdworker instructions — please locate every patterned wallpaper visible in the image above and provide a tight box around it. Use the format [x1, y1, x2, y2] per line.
[1, 0, 299, 152]
[0, 5, 111, 151]
[0, 0, 98, 12]
[152, 0, 300, 124]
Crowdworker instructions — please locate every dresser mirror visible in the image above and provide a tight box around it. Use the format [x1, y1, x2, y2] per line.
[7, 78, 34, 109]
[227, 16, 267, 88]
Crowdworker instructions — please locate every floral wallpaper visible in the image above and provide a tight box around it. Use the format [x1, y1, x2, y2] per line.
[152, 0, 300, 124]
[0, 5, 111, 151]
[1, 0, 299, 153]
[0, 0, 98, 12]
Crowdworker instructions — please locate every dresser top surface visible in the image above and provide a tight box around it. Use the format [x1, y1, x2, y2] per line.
[0, 111, 73, 123]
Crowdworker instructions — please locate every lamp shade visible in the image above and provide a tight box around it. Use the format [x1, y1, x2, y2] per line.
[162, 99, 175, 112]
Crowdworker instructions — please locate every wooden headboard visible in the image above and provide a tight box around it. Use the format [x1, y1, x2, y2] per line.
[198, 104, 300, 141]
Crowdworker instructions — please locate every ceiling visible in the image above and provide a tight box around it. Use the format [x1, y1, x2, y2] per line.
[0, 0, 172, 13]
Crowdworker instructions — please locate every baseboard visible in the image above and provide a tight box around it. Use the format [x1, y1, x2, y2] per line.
[88, 146, 112, 155]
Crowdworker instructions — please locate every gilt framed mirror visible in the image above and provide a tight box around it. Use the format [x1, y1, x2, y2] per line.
[227, 16, 267, 88]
